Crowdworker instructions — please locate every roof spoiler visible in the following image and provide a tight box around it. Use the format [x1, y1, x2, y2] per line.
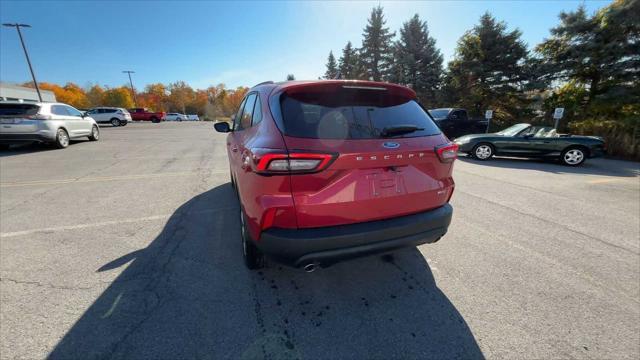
[282, 81, 416, 100]
[254, 81, 274, 87]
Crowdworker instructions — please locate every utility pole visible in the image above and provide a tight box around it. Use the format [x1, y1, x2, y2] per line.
[3, 23, 42, 102]
[122, 70, 137, 107]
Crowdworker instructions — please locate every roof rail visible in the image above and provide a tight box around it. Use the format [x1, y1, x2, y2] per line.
[254, 81, 274, 87]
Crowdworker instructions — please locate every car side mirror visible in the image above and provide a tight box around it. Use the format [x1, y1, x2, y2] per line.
[214, 121, 231, 133]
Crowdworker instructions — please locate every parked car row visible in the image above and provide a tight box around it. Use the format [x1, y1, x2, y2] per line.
[85, 107, 130, 126]
[164, 113, 200, 121]
[82, 108, 201, 125]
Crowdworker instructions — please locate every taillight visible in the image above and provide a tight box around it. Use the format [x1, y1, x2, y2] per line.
[435, 143, 458, 163]
[253, 150, 335, 174]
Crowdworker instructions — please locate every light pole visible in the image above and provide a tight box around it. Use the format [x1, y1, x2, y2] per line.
[122, 70, 137, 107]
[3, 23, 42, 102]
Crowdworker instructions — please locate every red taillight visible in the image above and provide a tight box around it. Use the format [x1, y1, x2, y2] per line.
[253, 150, 335, 174]
[435, 143, 458, 163]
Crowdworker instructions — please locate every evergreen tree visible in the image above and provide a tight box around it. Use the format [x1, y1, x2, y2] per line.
[445, 12, 530, 123]
[324, 51, 339, 79]
[360, 6, 395, 81]
[286, 74, 295, 81]
[338, 41, 359, 79]
[394, 14, 444, 104]
[535, 0, 639, 114]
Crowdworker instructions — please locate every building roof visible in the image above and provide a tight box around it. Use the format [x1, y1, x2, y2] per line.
[0, 82, 56, 102]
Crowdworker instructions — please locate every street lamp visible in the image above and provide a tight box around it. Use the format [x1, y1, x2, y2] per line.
[122, 70, 137, 107]
[3, 23, 42, 102]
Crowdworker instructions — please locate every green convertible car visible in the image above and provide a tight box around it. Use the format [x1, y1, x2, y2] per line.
[454, 123, 606, 166]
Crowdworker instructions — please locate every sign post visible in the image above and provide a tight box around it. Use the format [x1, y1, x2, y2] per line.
[484, 110, 493, 133]
[553, 107, 564, 129]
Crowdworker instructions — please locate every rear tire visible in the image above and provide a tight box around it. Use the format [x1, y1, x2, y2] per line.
[240, 210, 265, 270]
[88, 125, 100, 141]
[54, 128, 69, 149]
[472, 143, 494, 160]
[111, 118, 121, 127]
[561, 147, 586, 166]
[151, 117, 159, 123]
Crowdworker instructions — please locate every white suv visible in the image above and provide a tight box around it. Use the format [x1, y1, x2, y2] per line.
[165, 113, 188, 121]
[0, 102, 99, 149]
[85, 107, 131, 126]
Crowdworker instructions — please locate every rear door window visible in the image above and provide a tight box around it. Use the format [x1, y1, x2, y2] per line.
[51, 105, 69, 116]
[238, 94, 256, 131]
[251, 95, 262, 126]
[279, 89, 441, 139]
[0, 104, 39, 117]
[64, 106, 83, 117]
[233, 98, 247, 131]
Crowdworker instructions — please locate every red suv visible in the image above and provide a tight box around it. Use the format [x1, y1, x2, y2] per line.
[214, 80, 457, 271]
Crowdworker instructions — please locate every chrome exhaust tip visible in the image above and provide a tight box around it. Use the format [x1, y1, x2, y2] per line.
[303, 263, 317, 273]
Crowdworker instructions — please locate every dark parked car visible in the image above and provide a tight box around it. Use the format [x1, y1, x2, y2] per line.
[214, 80, 458, 271]
[429, 108, 488, 139]
[455, 123, 605, 166]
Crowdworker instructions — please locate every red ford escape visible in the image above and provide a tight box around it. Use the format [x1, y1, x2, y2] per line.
[214, 80, 457, 271]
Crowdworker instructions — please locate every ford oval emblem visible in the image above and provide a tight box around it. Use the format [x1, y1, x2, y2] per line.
[383, 142, 400, 149]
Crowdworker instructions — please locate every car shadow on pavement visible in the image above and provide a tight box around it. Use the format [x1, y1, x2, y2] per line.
[458, 155, 639, 177]
[48, 183, 483, 360]
[0, 140, 96, 157]
[0, 143, 58, 157]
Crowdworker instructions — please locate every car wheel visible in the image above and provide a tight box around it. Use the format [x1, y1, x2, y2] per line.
[151, 117, 159, 123]
[0, 144, 10, 150]
[561, 147, 586, 166]
[240, 210, 265, 270]
[111, 118, 121, 127]
[88, 125, 100, 141]
[54, 128, 69, 149]
[472, 143, 494, 160]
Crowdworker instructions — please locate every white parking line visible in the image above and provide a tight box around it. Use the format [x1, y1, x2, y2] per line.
[0, 207, 236, 238]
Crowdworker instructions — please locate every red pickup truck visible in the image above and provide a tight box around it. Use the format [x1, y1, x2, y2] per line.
[128, 108, 165, 123]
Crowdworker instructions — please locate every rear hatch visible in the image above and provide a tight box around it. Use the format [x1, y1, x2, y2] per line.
[273, 82, 455, 228]
[0, 103, 42, 133]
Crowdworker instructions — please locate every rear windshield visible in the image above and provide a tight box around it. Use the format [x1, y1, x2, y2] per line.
[0, 104, 40, 117]
[428, 109, 450, 118]
[278, 89, 441, 139]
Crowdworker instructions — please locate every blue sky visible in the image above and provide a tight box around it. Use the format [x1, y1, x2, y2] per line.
[1, 0, 609, 90]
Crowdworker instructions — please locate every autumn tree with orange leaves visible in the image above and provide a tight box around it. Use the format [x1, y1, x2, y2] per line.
[22, 80, 248, 120]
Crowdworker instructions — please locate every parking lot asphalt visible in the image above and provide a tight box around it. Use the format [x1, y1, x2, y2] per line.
[1, 122, 639, 359]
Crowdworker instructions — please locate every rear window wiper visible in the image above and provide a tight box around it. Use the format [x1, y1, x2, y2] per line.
[380, 125, 424, 137]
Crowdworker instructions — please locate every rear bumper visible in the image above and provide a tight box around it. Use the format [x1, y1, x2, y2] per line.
[0, 132, 54, 144]
[257, 204, 453, 267]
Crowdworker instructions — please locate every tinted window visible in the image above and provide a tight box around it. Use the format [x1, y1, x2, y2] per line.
[65, 106, 83, 117]
[0, 104, 39, 116]
[233, 98, 247, 131]
[279, 90, 441, 139]
[239, 94, 256, 130]
[429, 109, 450, 118]
[105, 109, 116, 113]
[51, 105, 69, 116]
[451, 110, 468, 121]
[251, 95, 262, 125]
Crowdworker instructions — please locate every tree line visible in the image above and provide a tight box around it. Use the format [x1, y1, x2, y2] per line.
[323, 0, 639, 159]
[22, 81, 249, 120]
